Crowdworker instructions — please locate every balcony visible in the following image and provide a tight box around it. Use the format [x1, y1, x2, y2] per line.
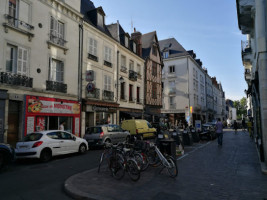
[47, 34, 68, 54]
[129, 70, 138, 81]
[87, 88, 100, 99]
[245, 69, 252, 82]
[237, 0, 254, 34]
[3, 14, 34, 41]
[103, 90, 114, 101]
[241, 40, 253, 66]
[46, 80, 67, 93]
[88, 53, 98, 62]
[0, 72, 33, 88]
[120, 66, 127, 73]
[104, 60, 112, 68]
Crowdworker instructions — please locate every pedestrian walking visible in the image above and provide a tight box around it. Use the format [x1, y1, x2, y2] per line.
[216, 118, 223, 146]
[233, 120, 238, 134]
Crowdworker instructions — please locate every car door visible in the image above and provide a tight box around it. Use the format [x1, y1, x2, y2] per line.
[113, 125, 123, 143]
[46, 131, 65, 155]
[107, 125, 116, 143]
[59, 131, 76, 154]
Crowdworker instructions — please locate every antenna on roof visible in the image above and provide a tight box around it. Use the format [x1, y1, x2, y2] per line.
[131, 17, 133, 34]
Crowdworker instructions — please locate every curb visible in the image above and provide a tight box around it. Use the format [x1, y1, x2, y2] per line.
[64, 169, 114, 200]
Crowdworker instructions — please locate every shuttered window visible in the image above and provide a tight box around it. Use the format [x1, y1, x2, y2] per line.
[89, 38, 97, 56]
[104, 75, 112, 91]
[50, 58, 64, 83]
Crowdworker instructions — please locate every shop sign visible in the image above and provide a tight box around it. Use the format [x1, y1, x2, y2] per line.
[86, 70, 94, 82]
[92, 106, 109, 112]
[27, 97, 80, 114]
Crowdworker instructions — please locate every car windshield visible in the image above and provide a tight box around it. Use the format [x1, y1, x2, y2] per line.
[24, 133, 43, 141]
[87, 127, 102, 134]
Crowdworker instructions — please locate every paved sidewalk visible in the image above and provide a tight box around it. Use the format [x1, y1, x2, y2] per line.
[64, 130, 267, 200]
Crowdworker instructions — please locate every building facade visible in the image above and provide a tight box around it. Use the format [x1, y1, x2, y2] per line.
[0, 0, 83, 146]
[237, 0, 267, 169]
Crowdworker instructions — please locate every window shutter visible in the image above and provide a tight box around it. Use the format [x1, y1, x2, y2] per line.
[89, 38, 93, 54]
[108, 76, 111, 91]
[17, 47, 23, 75]
[58, 22, 64, 39]
[19, 1, 29, 24]
[94, 40, 97, 56]
[104, 75, 107, 90]
[60, 61, 64, 82]
[22, 48, 28, 75]
[50, 58, 56, 81]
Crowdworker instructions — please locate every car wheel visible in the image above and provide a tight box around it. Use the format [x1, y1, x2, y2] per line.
[79, 144, 87, 154]
[40, 149, 52, 162]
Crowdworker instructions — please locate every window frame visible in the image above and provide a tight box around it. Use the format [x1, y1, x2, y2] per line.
[169, 65, 175, 73]
[49, 58, 64, 83]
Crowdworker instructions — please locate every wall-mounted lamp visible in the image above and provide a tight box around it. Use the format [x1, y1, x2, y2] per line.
[115, 76, 125, 88]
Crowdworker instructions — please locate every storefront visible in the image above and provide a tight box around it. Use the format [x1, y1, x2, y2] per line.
[119, 108, 143, 123]
[84, 101, 119, 128]
[24, 96, 81, 136]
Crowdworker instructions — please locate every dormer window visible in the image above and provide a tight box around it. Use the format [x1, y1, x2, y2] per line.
[163, 51, 169, 59]
[125, 36, 129, 48]
[133, 42, 136, 53]
[97, 12, 104, 28]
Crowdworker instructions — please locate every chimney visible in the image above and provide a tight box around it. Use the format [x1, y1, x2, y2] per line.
[131, 28, 142, 56]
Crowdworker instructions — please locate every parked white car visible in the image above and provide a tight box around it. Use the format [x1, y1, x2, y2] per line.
[15, 130, 88, 162]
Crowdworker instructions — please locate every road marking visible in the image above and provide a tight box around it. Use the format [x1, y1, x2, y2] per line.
[177, 141, 211, 161]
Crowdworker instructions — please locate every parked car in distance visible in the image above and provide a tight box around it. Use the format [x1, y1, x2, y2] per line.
[15, 130, 88, 162]
[121, 119, 156, 139]
[0, 143, 15, 171]
[84, 124, 130, 147]
[200, 124, 216, 140]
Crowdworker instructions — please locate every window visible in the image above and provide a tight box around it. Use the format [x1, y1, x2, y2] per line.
[8, 0, 18, 26]
[6, 44, 28, 75]
[8, 0, 30, 27]
[104, 75, 112, 91]
[169, 65, 175, 73]
[136, 87, 140, 103]
[50, 16, 65, 46]
[163, 51, 169, 59]
[152, 45, 157, 56]
[89, 38, 97, 56]
[129, 60, 134, 71]
[120, 82, 125, 100]
[170, 96, 174, 105]
[133, 42, 136, 53]
[125, 36, 129, 48]
[137, 64, 141, 75]
[121, 55, 126, 71]
[129, 84, 133, 101]
[152, 61, 157, 76]
[50, 58, 64, 82]
[152, 82, 157, 99]
[97, 12, 104, 28]
[104, 46, 112, 62]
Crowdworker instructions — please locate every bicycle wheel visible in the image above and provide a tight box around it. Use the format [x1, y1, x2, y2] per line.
[166, 156, 178, 178]
[97, 152, 105, 173]
[109, 155, 125, 180]
[147, 148, 160, 167]
[127, 159, 140, 181]
[133, 153, 147, 172]
[140, 152, 149, 171]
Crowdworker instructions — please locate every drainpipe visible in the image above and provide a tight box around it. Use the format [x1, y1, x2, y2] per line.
[78, 21, 83, 136]
[116, 50, 120, 124]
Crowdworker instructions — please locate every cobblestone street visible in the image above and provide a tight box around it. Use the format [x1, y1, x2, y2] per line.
[65, 129, 267, 200]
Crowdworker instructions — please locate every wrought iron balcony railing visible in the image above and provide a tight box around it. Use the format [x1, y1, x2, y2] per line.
[0, 72, 33, 88]
[4, 14, 34, 30]
[49, 34, 67, 47]
[129, 70, 138, 81]
[103, 90, 114, 101]
[104, 60, 112, 68]
[46, 80, 67, 93]
[120, 66, 127, 73]
[88, 53, 98, 62]
[87, 88, 100, 99]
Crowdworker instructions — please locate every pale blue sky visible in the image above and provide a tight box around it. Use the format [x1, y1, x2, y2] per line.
[94, 0, 247, 101]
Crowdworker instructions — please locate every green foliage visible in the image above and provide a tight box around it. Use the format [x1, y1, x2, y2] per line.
[233, 97, 247, 119]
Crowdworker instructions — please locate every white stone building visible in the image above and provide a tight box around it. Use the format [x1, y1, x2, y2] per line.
[0, 0, 83, 146]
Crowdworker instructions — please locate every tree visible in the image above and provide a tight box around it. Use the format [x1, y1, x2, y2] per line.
[233, 97, 247, 120]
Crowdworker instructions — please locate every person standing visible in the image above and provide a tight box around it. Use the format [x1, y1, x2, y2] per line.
[216, 118, 223, 146]
[59, 121, 65, 130]
[233, 120, 238, 134]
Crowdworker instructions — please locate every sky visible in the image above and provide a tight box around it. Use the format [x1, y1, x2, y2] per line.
[93, 0, 247, 101]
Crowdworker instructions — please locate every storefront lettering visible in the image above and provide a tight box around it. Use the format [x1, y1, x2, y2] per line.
[92, 106, 109, 112]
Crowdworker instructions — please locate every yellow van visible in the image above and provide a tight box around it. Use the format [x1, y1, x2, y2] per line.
[121, 119, 156, 139]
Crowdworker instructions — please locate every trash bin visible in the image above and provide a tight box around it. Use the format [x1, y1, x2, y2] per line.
[191, 129, 200, 142]
[158, 139, 176, 159]
[182, 129, 193, 146]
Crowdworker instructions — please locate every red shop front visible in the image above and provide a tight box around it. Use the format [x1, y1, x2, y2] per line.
[24, 96, 81, 136]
